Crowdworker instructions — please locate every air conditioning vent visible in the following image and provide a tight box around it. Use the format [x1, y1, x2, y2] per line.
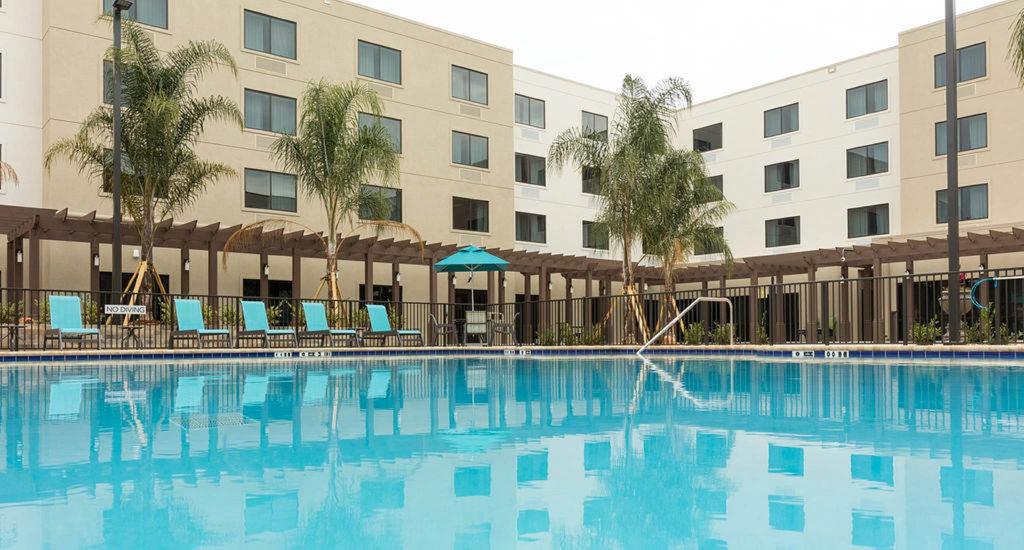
[460, 104, 481, 117]
[854, 116, 880, 131]
[959, 84, 976, 98]
[770, 192, 792, 204]
[366, 82, 394, 98]
[254, 56, 287, 75]
[960, 154, 977, 167]
[854, 177, 881, 191]
[703, 152, 717, 163]
[519, 186, 540, 200]
[520, 128, 540, 141]
[460, 169, 482, 182]
[254, 134, 277, 149]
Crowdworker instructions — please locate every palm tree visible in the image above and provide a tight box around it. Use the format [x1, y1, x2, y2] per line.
[548, 75, 693, 342]
[641, 149, 735, 335]
[45, 22, 241, 295]
[0, 162, 17, 188]
[1011, 8, 1024, 85]
[227, 80, 413, 301]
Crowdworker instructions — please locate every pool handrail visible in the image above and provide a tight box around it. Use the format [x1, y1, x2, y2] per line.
[637, 296, 733, 356]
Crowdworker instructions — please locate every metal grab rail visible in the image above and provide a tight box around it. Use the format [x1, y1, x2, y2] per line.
[636, 296, 733, 356]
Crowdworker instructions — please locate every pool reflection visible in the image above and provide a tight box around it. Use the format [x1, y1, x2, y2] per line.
[0, 358, 1022, 549]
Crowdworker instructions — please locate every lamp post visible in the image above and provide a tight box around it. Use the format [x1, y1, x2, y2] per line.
[945, 0, 961, 343]
[111, 0, 132, 298]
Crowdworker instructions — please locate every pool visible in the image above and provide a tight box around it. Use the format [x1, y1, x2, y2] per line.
[0, 356, 1021, 549]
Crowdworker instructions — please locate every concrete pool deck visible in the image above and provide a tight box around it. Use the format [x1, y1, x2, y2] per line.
[3, 343, 1024, 364]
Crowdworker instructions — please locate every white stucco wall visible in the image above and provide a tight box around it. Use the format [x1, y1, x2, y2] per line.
[0, 0, 43, 207]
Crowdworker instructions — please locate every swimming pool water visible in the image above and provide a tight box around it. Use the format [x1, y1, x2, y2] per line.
[0, 356, 1021, 549]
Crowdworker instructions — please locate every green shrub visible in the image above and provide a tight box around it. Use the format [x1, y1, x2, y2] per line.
[33, 299, 50, 323]
[682, 323, 707, 345]
[709, 323, 732, 345]
[911, 317, 943, 344]
[0, 301, 24, 324]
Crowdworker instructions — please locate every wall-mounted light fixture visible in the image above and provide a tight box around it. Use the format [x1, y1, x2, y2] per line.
[183, 258, 190, 272]
[501, 278, 507, 288]
[15, 250, 22, 263]
[262, 264, 270, 277]
[395, 272, 401, 283]
[132, 249, 141, 259]
[547, 281, 553, 291]
[93, 253, 100, 267]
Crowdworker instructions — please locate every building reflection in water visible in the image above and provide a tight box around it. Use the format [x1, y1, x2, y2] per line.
[0, 358, 1021, 549]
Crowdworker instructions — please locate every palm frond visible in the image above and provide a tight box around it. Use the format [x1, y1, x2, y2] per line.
[1011, 9, 1024, 86]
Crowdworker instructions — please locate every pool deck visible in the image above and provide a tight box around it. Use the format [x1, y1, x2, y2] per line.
[3, 343, 1024, 364]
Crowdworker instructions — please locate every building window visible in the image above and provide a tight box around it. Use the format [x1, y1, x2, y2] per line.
[515, 212, 547, 243]
[453, 197, 489, 232]
[515, 153, 545, 186]
[764, 103, 798, 138]
[104, 0, 167, 29]
[244, 89, 296, 135]
[582, 221, 609, 250]
[582, 111, 608, 140]
[357, 112, 402, 153]
[244, 169, 297, 212]
[357, 41, 401, 85]
[936, 184, 988, 223]
[515, 94, 545, 128]
[244, 10, 297, 60]
[359, 185, 402, 222]
[846, 80, 888, 118]
[847, 204, 890, 238]
[582, 166, 601, 194]
[452, 131, 489, 169]
[451, 65, 488, 105]
[765, 217, 800, 247]
[764, 160, 799, 192]
[847, 142, 888, 178]
[935, 113, 987, 156]
[935, 42, 986, 88]
[693, 123, 723, 152]
[694, 227, 725, 255]
[707, 175, 723, 194]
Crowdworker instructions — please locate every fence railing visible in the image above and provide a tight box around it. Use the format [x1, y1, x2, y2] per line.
[1, 268, 1022, 350]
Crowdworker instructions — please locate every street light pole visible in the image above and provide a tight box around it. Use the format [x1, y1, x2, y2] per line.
[945, 0, 961, 343]
[111, 0, 132, 298]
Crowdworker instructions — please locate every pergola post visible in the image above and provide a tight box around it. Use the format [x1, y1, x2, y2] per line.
[5, 239, 14, 288]
[602, 276, 613, 343]
[872, 255, 884, 343]
[447, 273, 456, 324]
[207, 241, 218, 298]
[90, 240, 101, 294]
[563, 274, 573, 327]
[487, 271, 496, 312]
[718, 275, 727, 328]
[180, 246, 190, 295]
[978, 253, 989, 309]
[538, 266, 549, 334]
[700, 279, 709, 331]
[523, 273, 533, 342]
[840, 264, 850, 341]
[391, 261, 401, 304]
[291, 249, 302, 300]
[584, 268, 593, 330]
[772, 274, 784, 344]
[806, 264, 817, 343]
[749, 272, 759, 344]
[497, 271, 506, 305]
[903, 260, 914, 345]
[259, 251, 269, 300]
[428, 260, 438, 342]
[28, 228, 40, 290]
[363, 253, 374, 303]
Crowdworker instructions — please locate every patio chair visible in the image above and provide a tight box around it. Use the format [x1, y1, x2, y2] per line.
[168, 298, 232, 349]
[489, 312, 518, 346]
[430, 313, 458, 346]
[238, 300, 297, 348]
[363, 304, 423, 346]
[299, 302, 360, 347]
[44, 296, 101, 349]
[464, 310, 488, 345]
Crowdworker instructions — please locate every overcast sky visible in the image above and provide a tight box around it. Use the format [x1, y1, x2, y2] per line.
[354, 0, 999, 101]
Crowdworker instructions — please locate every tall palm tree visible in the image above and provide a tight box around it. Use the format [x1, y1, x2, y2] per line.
[45, 22, 240, 294]
[226, 80, 414, 301]
[1011, 7, 1024, 85]
[548, 75, 693, 341]
[641, 149, 735, 334]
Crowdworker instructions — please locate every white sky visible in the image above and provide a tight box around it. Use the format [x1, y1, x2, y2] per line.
[353, 0, 999, 101]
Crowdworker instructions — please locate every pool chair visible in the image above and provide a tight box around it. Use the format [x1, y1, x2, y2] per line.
[238, 300, 297, 348]
[168, 298, 232, 349]
[429, 313, 458, 346]
[44, 295, 102, 349]
[363, 304, 423, 346]
[299, 302, 360, 347]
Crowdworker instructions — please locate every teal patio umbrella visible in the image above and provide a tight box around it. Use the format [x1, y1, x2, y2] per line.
[433, 246, 509, 310]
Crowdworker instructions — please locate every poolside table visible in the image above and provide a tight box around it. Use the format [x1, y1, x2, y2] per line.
[0, 324, 25, 351]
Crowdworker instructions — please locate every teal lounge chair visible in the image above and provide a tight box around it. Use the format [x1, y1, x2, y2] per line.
[364, 304, 423, 346]
[299, 302, 360, 347]
[44, 296, 101, 349]
[169, 298, 232, 349]
[238, 300, 297, 347]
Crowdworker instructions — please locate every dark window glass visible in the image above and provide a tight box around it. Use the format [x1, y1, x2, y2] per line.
[515, 212, 547, 243]
[847, 142, 889, 178]
[768, 496, 805, 533]
[244, 168, 297, 212]
[582, 111, 608, 140]
[357, 41, 401, 85]
[452, 65, 488, 104]
[515, 153, 546, 186]
[764, 103, 799, 137]
[846, 80, 888, 118]
[453, 197, 489, 232]
[357, 112, 402, 153]
[936, 184, 988, 223]
[847, 204, 890, 238]
[693, 123, 723, 152]
[582, 221, 609, 250]
[707, 175, 723, 193]
[452, 131, 489, 168]
[515, 94, 545, 128]
[935, 42, 986, 87]
[694, 227, 725, 255]
[765, 216, 800, 247]
[244, 89, 296, 135]
[244, 10, 297, 59]
[359, 185, 402, 222]
[104, 0, 167, 29]
[582, 166, 601, 194]
[764, 160, 800, 192]
[935, 113, 987, 156]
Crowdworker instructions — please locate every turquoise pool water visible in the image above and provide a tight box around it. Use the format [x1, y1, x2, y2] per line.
[0, 356, 1021, 549]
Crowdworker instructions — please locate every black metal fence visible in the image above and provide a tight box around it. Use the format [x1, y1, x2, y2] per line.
[2, 268, 1023, 350]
